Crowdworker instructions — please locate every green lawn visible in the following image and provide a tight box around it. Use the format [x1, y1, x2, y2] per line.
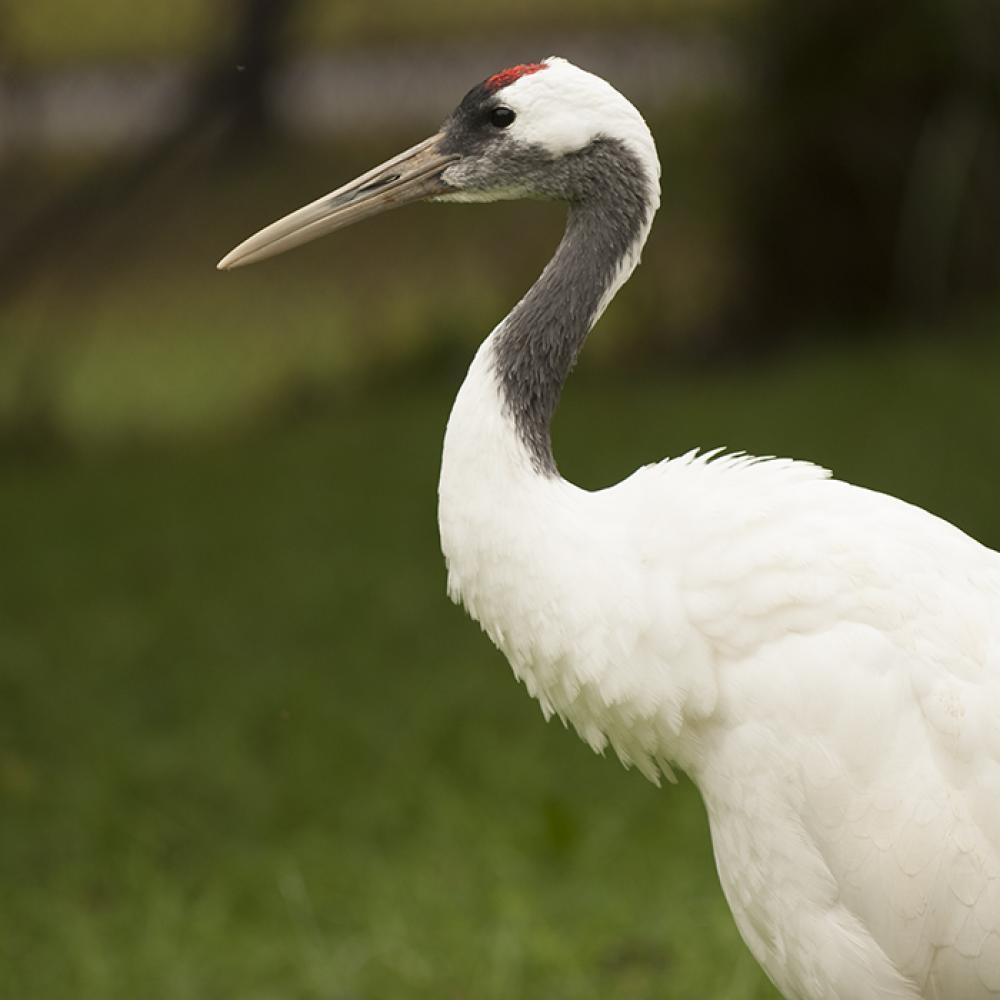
[3, 324, 1000, 998]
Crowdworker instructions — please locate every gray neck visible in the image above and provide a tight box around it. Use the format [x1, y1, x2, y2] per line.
[490, 141, 653, 474]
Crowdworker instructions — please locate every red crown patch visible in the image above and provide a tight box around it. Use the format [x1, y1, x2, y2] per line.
[484, 63, 546, 92]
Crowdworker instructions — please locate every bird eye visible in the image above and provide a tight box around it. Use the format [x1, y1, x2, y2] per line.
[489, 106, 516, 129]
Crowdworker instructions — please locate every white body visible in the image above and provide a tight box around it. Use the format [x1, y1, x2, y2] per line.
[439, 346, 1000, 999]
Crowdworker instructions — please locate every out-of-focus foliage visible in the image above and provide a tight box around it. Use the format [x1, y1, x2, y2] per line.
[6, 0, 748, 66]
[293, 0, 749, 51]
[5, 0, 218, 65]
[1, 0, 997, 441]
[736, 0, 1000, 334]
[0, 78, 747, 444]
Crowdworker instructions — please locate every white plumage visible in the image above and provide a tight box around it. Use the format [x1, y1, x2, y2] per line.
[440, 330, 1000, 1000]
[220, 57, 1000, 1000]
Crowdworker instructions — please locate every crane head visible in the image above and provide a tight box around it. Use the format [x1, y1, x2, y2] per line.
[217, 57, 659, 270]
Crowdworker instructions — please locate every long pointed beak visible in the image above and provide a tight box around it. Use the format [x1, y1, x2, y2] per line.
[217, 134, 459, 270]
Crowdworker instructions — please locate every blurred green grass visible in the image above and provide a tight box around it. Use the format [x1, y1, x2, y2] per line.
[3, 317, 1000, 998]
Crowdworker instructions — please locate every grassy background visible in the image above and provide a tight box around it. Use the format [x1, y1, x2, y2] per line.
[3, 317, 1000, 998]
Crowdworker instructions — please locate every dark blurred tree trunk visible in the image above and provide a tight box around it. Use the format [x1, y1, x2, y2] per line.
[731, 0, 1000, 346]
[202, 0, 292, 148]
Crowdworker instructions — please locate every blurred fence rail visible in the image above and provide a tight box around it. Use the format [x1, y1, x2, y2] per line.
[0, 32, 737, 153]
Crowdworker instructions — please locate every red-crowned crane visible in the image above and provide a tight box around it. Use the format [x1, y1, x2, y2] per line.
[219, 58, 1000, 1000]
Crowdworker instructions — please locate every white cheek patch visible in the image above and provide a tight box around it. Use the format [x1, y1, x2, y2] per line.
[497, 57, 660, 187]
[506, 91, 596, 156]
